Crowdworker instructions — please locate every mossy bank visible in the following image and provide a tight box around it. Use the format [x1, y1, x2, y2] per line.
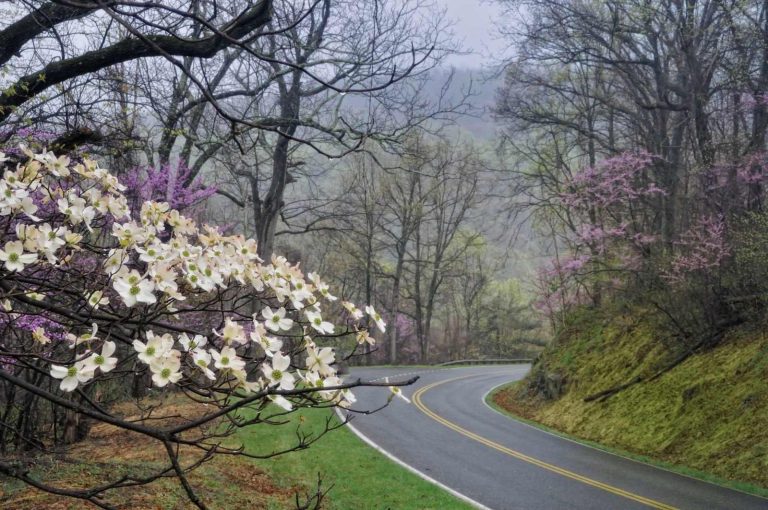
[492, 307, 768, 490]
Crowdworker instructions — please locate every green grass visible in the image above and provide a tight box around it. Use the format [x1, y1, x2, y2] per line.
[2, 402, 474, 509]
[486, 382, 768, 499]
[238, 405, 474, 509]
[491, 307, 768, 497]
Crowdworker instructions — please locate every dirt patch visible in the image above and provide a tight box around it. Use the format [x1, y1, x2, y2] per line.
[0, 398, 295, 509]
[492, 384, 542, 421]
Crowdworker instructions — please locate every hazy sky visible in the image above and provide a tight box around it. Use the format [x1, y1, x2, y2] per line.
[440, 0, 509, 68]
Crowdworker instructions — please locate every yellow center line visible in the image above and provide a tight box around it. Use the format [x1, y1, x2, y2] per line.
[411, 374, 679, 510]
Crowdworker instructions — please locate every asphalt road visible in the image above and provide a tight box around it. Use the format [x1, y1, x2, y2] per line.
[342, 365, 768, 510]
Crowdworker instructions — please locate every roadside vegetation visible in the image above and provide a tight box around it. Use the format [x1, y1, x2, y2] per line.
[1, 401, 472, 509]
[492, 306, 768, 492]
[486, 0, 768, 492]
[6, 0, 768, 506]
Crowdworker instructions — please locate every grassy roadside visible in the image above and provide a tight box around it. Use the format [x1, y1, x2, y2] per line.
[0, 400, 473, 509]
[238, 405, 474, 509]
[489, 308, 768, 497]
[487, 376, 768, 499]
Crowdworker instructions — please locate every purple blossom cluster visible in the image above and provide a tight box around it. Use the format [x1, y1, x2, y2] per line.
[662, 216, 730, 284]
[541, 254, 591, 278]
[535, 152, 674, 319]
[533, 255, 593, 317]
[122, 161, 217, 214]
[0, 313, 68, 343]
[0, 128, 59, 155]
[576, 224, 629, 253]
[562, 151, 664, 209]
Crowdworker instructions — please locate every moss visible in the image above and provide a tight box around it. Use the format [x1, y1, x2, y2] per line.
[499, 310, 768, 489]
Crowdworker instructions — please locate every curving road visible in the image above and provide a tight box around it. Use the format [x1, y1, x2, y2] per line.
[342, 365, 768, 510]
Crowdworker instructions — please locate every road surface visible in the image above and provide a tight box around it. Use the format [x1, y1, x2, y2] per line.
[342, 365, 768, 510]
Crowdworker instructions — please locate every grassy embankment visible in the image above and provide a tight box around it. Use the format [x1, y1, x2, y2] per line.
[1, 401, 471, 509]
[490, 308, 768, 495]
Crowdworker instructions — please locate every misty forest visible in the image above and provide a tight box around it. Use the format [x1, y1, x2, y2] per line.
[1, 1, 768, 509]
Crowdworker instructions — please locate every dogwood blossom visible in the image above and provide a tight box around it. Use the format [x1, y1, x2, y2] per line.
[365, 305, 386, 333]
[50, 362, 94, 392]
[192, 350, 216, 380]
[133, 332, 174, 363]
[305, 310, 335, 334]
[149, 355, 182, 387]
[210, 346, 246, 372]
[32, 327, 51, 345]
[83, 341, 118, 373]
[250, 321, 283, 356]
[86, 290, 109, 309]
[263, 352, 295, 391]
[384, 376, 410, 403]
[308, 273, 336, 301]
[356, 330, 376, 345]
[262, 306, 293, 332]
[213, 318, 247, 345]
[66, 323, 99, 348]
[342, 301, 364, 320]
[269, 395, 293, 411]
[306, 346, 335, 377]
[179, 333, 207, 352]
[0, 241, 37, 272]
[113, 269, 157, 307]
[0, 147, 398, 416]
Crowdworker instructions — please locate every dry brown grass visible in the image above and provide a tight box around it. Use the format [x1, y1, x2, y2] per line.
[0, 398, 296, 509]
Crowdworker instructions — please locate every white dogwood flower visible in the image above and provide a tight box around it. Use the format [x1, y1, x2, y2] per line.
[384, 376, 410, 403]
[262, 306, 293, 332]
[210, 346, 245, 372]
[133, 331, 174, 364]
[179, 333, 207, 352]
[305, 310, 335, 335]
[342, 301, 364, 320]
[365, 305, 386, 333]
[32, 327, 51, 345]
[86, 290, 109, 309]
[66, 323, 99, 349]
[306, 346, 335, 377]
[213, 318, 246, 345]
[83, 341, 118, 373]
[113, 270, 156, 307]
[149, 355, 182, 387]
[0, 241, 37, 272]
[356, 330, 376, 345]
[263, 352, 295, 391]
[192, 350, 216, 380]
[50, 361, 95, 392]
[269, 394, 293, 411]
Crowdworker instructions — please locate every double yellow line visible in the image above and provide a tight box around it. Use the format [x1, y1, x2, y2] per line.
[411, 375, 678, 510]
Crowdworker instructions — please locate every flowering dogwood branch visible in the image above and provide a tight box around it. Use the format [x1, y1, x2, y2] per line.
[0, 145, 406, 508]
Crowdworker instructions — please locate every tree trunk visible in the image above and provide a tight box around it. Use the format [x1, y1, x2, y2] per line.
[388, 256, 404, 365]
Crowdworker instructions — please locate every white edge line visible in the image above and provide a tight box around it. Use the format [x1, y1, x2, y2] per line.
[480, 379, 768, 503]
[334, 408, 493, 510]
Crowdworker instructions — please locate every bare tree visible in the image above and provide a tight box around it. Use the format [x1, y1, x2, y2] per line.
[208, 0, 457, 257]
[405, 140, 482, 362]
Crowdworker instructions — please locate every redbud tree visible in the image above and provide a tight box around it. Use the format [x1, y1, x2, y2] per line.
[535, 152, 664, 318]
[538, 150, 740, 337]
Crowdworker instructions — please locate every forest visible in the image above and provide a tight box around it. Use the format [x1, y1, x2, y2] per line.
[1, 0, 768, 508]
